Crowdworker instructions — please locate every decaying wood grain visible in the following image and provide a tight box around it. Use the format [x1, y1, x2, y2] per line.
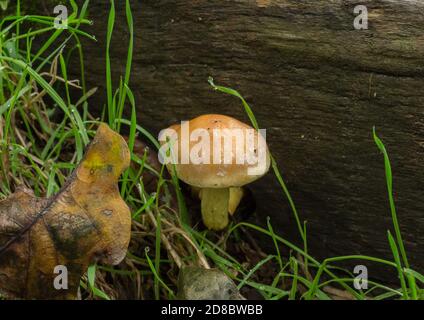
[32, 0, 424, 281]
[0, 124, 131, 299]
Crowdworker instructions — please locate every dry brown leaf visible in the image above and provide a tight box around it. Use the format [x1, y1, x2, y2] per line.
[0, 123, 131, 299]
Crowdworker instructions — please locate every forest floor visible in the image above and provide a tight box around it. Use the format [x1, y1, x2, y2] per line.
[0, 1, 423, 300]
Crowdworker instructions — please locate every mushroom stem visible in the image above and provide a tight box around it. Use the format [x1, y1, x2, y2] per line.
[200, 188, 229, 230]
[228, 187, 244, 216]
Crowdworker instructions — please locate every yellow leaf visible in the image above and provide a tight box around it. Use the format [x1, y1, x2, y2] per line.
[0, 123, 131, 299]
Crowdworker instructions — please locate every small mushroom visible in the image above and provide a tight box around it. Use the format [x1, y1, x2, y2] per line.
[159, 114, 270, 230]
[192, 185, 244, 216]
[228, 187, 244, 215]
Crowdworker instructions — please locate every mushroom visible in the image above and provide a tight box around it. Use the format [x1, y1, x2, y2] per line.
[191, 186, 244, 216]
[159, 114, 270, 230]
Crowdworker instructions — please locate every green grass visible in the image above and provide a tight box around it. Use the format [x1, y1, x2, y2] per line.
[0, 0, 423, 300]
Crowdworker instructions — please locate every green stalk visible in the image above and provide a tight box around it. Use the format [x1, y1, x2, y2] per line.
[201, 188, 230, 231]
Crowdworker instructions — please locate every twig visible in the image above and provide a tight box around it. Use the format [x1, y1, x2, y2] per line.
[145, 206, 183, 269]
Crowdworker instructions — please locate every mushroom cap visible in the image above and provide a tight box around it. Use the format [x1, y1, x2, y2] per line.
[159, 114, 270, 188]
